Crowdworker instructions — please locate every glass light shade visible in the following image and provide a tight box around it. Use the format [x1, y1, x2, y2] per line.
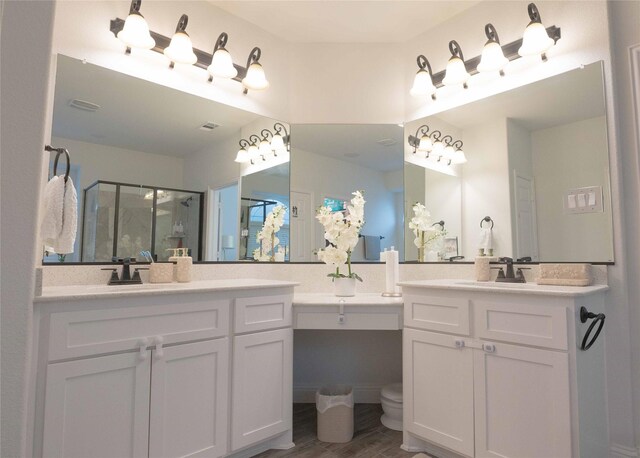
[453, 149, 468, 164]
[242, 62, 269, 91]
[442, 57, 470, 86]
[518, 22, 554, 57]
[443, 145, 455, 161]
[248, 144, 259, 159]
[432, 141, 445, 158]
[417, 135, 433, 152]
[259, 139, 272, 156]
[207, 48, 238, 79]
[478, 41, 509, 73]
[410, 69, 436, 98]
[163, 32, 197, 65]
[235, 148, 249, 163]
[118, 13, 155, 49]
[270, 134, 285, 152]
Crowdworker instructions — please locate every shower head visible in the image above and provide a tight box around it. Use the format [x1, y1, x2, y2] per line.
[180, 196, 193, 207]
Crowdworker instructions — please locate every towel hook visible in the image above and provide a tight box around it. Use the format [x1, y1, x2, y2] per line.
[45, 145, 71, 183]
[480, 216, 494, 229]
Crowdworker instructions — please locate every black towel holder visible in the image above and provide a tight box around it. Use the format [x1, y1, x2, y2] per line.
[359, 234, 385, 240]
[579, 306, 606, 351]
[480, 216, 494, 229]
[431, 220, 445, 229]
[45, 145, 71, 183]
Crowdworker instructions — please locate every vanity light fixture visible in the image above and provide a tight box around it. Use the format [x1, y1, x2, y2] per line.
[248, 135, 262, 162]
[163, 14, 197, 68]
[235, 139, 251, 163]
[259, 131, 273, 158]
[477, 24, 509, 76]
[242, 47, 270, 93]
[410, 125, 433, 153]
[430, 133, 446, 160]
[452, 140, 467, 164]
[236, 123, 290, 165]
[117, 0, 155, 53]
[270, 123, 289, 154]
[410, 56, 437, 100]
[442, 41, 470, 89]
[409, 2, 560, 101]
[519, 3, 556, 61]
[207, 32, 238, 81]
[408, 126, 466, 167]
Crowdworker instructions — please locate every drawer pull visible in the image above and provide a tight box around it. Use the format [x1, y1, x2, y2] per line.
[483, 343, 496, 353]
[154, 335, 165, 360]
[339, 299, 345, 324]
[137, 338, 150, 360]
[454, 339, 465, 349]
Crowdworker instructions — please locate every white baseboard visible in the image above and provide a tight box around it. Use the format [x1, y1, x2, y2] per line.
[293, 383, 383, 403]
[611, 443, 640, 457]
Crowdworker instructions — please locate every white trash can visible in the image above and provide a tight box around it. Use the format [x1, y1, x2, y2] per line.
[316, 385, 354, 443]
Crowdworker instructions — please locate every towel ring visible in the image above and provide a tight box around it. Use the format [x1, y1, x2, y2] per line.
[480, 216, 494, 229]
[45, 145, 71, 183]
[431, 220, 445, 229]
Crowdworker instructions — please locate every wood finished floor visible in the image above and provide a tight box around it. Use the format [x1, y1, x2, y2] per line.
[255, 404, 430, 458]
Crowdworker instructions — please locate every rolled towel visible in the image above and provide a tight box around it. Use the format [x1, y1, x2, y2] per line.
[40, 176, 78, 254]
[478, 227, 493, 252]
[55, 177, 78, 254]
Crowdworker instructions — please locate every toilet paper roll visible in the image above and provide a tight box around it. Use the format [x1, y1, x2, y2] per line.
[384, 249, 400, 294]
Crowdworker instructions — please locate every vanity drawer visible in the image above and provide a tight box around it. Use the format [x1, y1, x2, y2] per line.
[404, 295, 470, 336]
[48, 300, 230, 361]
[474, 301, 568, 350]
[294, 307, 403, 330]
[234, 295, 292, 333]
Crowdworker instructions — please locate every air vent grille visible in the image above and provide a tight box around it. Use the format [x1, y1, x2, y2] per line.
[69, 99, 101, 112]
[199, 122, 220, 131]
[376, 138, 397, 147]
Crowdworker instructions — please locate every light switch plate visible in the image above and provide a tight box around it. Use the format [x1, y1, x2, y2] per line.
[564, 186, 604, 214]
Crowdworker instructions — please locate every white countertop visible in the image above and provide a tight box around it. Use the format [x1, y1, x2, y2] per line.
[35, 279, 299, 302]
[293, 292, 403, 307]
[398, 279, 609, 297]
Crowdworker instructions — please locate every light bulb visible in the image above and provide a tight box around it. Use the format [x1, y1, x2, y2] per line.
[259, 139, 272, 157]
[478, 41, 509, 74]
[164, 32, 197, 66]
[519, 21, 554, 58]
[235, 148, 249, 163]
[444, 144, 455, 161]
[118, 12, 155, 51]
[418, 135, 432, 152]
[270, 134, 285, 152]
[207, 48, 237, 79]
[243, 62, 269, 91]
[410, 69, 436, 98]
[432, 141, 445, 158]
[443, 57, 470, 87]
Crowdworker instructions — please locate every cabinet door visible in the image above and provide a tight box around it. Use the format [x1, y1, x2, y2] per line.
[149, 339, 229, 458]
[403, 328, 474, 457]
[231, 328, 293, 451]
[42, 352, 151, 458]
[474, 342, 571, 458]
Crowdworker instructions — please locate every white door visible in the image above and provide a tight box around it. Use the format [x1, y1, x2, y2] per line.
[403, 328, 474, 457]
[149, 338, 229, 458]
[42, 352, 151, 458]
[474, 341, 571, 458]
[207, 183, 238, 261]
[231, 328, 293, 451]
[514, 173, 539, 260]
[290, 190, 314, 262]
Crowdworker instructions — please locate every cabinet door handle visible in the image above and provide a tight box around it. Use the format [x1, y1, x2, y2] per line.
[454, 339, 465, 349]
[137, 338, 150, 360]
[483, 343, 496, 353]
[154, 335, 165, 360]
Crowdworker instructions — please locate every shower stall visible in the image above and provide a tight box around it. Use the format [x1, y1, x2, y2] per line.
[81, 180, 204, 262]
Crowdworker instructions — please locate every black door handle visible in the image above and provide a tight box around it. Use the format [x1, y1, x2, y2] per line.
[580, 306, 605, 351]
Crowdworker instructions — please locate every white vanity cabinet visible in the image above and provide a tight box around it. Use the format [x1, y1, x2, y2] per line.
[400, 282, 608, 458]
[31, 281, 296, 458]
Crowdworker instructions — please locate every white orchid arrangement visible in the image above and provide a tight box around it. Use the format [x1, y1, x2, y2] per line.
[409, 203, 446, 260]
[316, 191, 365, 281]
[253, 204, 286, 262]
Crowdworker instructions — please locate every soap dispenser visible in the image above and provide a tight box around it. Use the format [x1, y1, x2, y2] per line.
[176, 248, 192, 283]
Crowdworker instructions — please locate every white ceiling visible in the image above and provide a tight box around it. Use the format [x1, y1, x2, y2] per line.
[53, 55, 262, 157]
[210, 1, 480, 43]
[291, 123, 404, 172]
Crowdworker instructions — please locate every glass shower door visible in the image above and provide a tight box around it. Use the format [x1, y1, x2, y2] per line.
[116, 185, 154, 260]
[154, 190, 201, 261]
[81, 182, 117, 262]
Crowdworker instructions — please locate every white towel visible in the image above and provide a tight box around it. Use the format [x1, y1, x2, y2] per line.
[478, 227, 493, 252]
[41, 176, 78, 254]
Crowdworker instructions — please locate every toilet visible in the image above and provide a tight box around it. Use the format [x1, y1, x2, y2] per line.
[380, 383, 403, 431]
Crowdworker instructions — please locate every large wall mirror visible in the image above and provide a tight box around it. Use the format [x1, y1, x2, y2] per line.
[45, 55, 289, 263]
[290, 124, 405, 262]
[404, 61, 614, 263]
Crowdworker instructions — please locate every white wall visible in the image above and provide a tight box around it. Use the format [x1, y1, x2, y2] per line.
[531, 116, 613, 262]
[424, 169, 462, 255]
[183, 134, 240, 192]
[1, 3, 56, 457]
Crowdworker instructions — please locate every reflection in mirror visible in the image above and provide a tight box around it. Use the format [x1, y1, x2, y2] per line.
[290, 124, 404, 262]
[405, 61, 613, 262]
[45, 55, 288, 263]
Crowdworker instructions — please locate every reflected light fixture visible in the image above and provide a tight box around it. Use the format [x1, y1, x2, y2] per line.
[163, 14, 197, 68]
[410, 55, 437, 100]
[117, 0, 155, 54]
[242, 47, 269, 93]
[518, 3, 555, 61]
[442, 40, 470, 89]
[270, 123, 289, 154]
[452, 140, 467, 164]
[259, 131, 273, 158]
[235, 139, 251, 163]
[410, 125, 433, 153]
[477, 24, 509, 76]
[236, 123, 290, 165]
[207, 32, 238, 81]
[442, 136, 455, 164]
[249, 135, 265, 161]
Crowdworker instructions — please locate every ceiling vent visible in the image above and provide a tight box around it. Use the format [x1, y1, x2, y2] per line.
[199, 122, 220, 131]
[376, 138, 397, 147]
[69, 99, 101, 112]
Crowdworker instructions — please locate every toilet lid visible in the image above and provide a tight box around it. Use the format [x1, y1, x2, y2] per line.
[381, 383, 403, 402]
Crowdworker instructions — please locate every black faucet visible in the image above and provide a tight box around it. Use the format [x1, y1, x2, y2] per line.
[101, 257, 143, 285]
[495, 257, 527, 283]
